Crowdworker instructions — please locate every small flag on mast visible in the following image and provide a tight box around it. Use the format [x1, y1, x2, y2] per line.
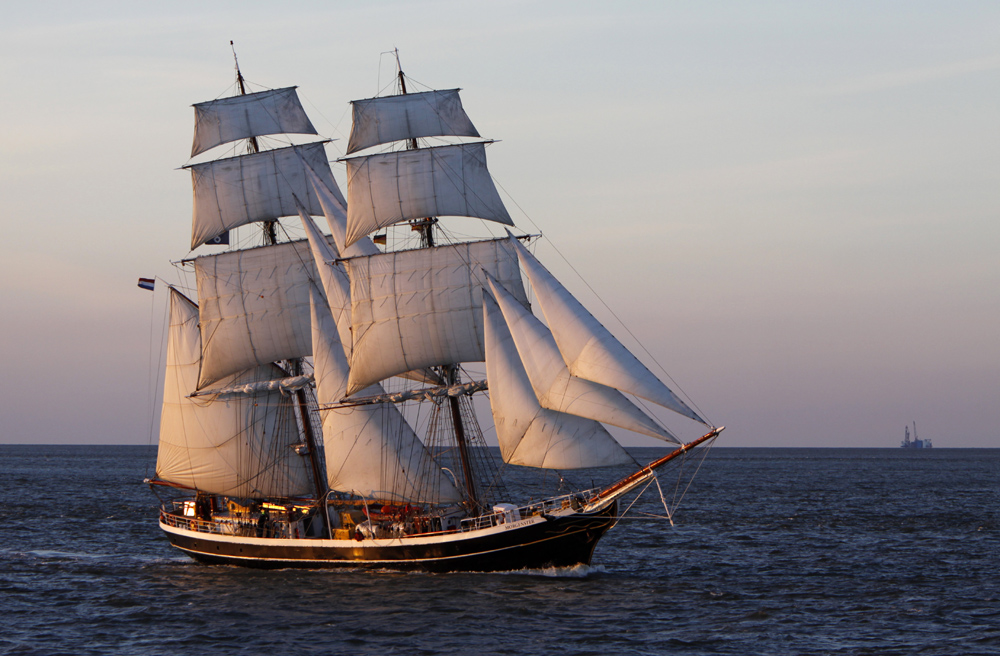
[207, 231, 229, 245]
[138, 277, 155, 291]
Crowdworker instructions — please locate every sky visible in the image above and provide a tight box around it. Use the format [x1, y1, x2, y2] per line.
[1, 1, 997, 447]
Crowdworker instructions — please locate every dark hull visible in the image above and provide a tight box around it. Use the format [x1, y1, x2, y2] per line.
[162, 501, 617, 572]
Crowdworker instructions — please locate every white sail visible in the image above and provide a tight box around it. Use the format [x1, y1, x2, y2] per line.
[299, 207, 445, 388]
[300, 152, 381, 257]
[483, 290, 632, 469]
[188, 142, 343, 249]
[347, 89, 481, 154]
[298, 207, 354, 356]
[191, 87, 318, 157]
[194, 238, 329, 388]
[156, 288, 314, 498]
[344, 143, 513, 247]
[344, 238, 527, 395]
[486, 275, 678, 443]
[509, 236, 705, 424]
[310, 288, 463, 503]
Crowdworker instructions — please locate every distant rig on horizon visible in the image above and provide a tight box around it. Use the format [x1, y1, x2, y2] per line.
[900, 422, 932, 449]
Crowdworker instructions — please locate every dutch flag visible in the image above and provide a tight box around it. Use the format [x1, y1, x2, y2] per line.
[137, 277, 155, 291]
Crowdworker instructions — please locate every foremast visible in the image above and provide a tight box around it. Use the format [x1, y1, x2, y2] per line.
[231, 41, 275, 246]
[161, 47, 337, 513]
[230, 45, 326, 508]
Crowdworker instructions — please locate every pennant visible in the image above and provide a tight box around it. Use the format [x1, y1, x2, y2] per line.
[137, 277, 155, 291]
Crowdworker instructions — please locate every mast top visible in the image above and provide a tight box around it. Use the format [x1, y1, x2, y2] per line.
[231, 41, 247, 95]
[393, 47, 406, 94]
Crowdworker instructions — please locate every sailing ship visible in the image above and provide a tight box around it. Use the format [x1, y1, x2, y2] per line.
[145, 53, 723, 571]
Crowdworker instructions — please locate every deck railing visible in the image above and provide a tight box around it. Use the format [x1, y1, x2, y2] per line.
[459, 488, 599, 532]
[160, 507, 285, 538]
[162, 487, 604, 539]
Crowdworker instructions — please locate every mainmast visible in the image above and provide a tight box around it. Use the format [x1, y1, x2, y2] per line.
[394, 49, 477, 509]
[395, 50, 437, 249]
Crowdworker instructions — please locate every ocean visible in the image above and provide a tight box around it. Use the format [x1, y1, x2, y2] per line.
[1, 446, 997, 655]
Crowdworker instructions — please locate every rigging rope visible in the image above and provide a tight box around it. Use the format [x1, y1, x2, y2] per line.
[609, 477, 657, 531]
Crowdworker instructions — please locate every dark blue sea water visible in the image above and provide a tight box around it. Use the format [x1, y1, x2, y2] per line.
[1, 446, 997, 655]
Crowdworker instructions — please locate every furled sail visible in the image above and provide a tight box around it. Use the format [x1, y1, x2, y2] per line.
[344, 238, 527, 396]
[507, 236, 705, 424]
[191, 87, 318, 157]
[483, 290, 632, 469]
[310, 288, 463, 503]
[188, 142, 343, 249]
[347, 89, 481, 154]
[485, 275, 678, 443]
[194, 238, 329, 388]
[343, 143, 512, 247]
[192, 374, 313, 398]
[156, 288, 314, 498]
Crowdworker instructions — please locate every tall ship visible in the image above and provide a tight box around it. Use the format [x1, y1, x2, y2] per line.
[144, 53, 722, 571]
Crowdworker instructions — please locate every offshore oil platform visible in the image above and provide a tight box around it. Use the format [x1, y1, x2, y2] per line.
[901, 422, 932, 449]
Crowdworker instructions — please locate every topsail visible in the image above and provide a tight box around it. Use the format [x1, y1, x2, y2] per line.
[188, 142, 344, 249]
[343, 143, 512, 247]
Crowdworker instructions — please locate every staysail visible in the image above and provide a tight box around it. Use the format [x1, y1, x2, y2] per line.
[155, 288, 314, 498]
[310, 287, 462, 503]
[298, 207, 354, 356]
[508, 236, 705, 424]
[347, 89, 481, 154]
[483, 290, 632, 469]
[301, 157, 380, 258]
[298, 207, 443, 387]
[191, 87, 318, 157]
[485, 275, 678, 443]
